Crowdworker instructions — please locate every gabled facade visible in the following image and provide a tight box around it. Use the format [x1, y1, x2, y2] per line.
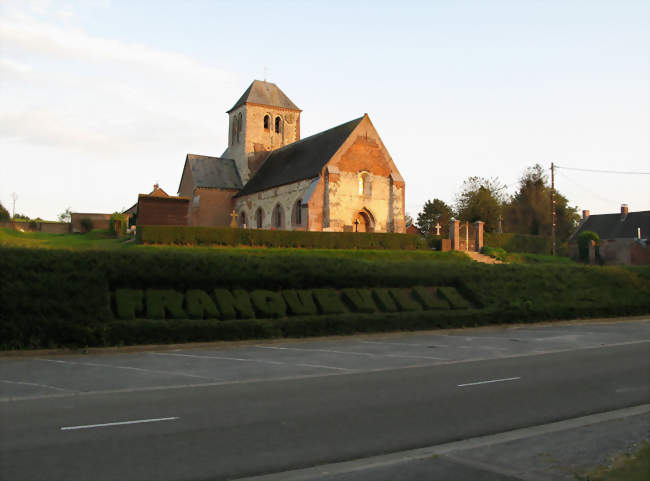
[175, 80, 406, 233]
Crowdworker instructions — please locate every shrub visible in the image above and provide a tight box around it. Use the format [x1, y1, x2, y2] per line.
[137, 225, 427, 250]
[109, 213, 128, 236]
[578, 231, 600, 261]
[80, 217, 94, 233]
[0, 203, 9, 222]
[484, 233, 551, 254]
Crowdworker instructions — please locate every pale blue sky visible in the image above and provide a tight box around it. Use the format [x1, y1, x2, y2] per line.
[1, 0, 648, 221]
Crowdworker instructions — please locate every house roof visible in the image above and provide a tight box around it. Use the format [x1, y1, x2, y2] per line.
[227, 80, 300, 113]
[235, 116, 364, 198]
[569, 210, 650, 241]
[180, 154, 243, 191]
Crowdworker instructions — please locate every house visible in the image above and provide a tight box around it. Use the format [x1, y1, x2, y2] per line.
[568, 204, 650, 265]
[175, 80, 406, 233]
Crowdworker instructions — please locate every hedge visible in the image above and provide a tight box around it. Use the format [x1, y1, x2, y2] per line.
[137, 225, 427, 250]
[484, 233, 552, 254]
[1, 246, 649, 349]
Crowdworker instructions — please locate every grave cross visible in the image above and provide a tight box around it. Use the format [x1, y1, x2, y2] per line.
[229, 210, 238, 228]
[434, 223, 441, 236]
[354, 218, 360, 232]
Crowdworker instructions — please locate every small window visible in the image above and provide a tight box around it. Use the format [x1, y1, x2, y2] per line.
[275, 116, 281, 133]
[358, 172, 370, 196]
[264, 115, 270, 130]
[237, 114, 242, 142]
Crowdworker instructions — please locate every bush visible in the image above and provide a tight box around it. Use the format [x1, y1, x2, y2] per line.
[80, 217, 94, 233]
[0, 203, 9, 222]
[137, 225, 427, 250]
[109, 213, 128, 236]
[484, 233, 552, 254]
[1, 246, 648, 349]
[578, 231, 600, 261]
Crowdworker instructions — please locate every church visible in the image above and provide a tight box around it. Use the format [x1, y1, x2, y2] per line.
[176, 80, 406, 233]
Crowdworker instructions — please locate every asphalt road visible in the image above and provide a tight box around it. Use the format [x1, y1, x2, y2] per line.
[1, 326, 648, 481]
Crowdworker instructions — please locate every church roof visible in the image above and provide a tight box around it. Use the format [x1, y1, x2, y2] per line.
[182, 154, 243, 190]
[236, 116, 364, 197]
[227, 80, 300, 113]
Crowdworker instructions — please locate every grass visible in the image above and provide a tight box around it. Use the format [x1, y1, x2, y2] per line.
[577, 441, 650, 481]
[0, 227, 470, 263]
[482, 245, 575, 264]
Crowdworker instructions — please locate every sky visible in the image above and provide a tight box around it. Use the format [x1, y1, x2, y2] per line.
[1, 0, 648, 221]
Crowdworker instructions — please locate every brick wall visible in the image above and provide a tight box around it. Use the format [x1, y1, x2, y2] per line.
[190, 188, 238, 227]
[137, 196, 189, 226]
[70, 213, 111, 232]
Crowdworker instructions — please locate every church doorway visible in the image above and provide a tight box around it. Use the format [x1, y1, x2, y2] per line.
[353, 209, 375, 233]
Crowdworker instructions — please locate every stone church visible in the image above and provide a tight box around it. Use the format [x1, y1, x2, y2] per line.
[177, 80, 406, 233]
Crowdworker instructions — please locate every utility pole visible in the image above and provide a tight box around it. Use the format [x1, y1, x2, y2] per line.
[551, 163, 556, 256]
[11, 192, 17, 219]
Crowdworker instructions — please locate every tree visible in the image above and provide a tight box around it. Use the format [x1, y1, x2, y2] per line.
[404, 212, 414, 228]
[455, 177, 505, 232]
[0, 202, 9, 222]
[416, 198, 454, 237]
[58, 207, 72, 223]
[504, 164, 579, 241]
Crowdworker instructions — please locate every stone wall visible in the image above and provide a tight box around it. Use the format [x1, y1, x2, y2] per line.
[234, 178, 313, 230]
[222, 104, 301, 184]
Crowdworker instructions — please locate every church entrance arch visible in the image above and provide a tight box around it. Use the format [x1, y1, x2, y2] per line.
[353, 209, 375, 233]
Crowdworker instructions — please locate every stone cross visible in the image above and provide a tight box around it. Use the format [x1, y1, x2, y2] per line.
[434, 223, 441, 236]
[229, 210, 238, 228]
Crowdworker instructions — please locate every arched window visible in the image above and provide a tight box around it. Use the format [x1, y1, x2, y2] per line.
[272, 204, 283, 229]
[256, 208, 264, 229]
[295, 199, 302, 225]
[240, 211, 247, 228]
[358, 172, 370, 196]
[264, 115, 270, 130]
[237, 114, 242, 143]
[275, 116, 281, 134]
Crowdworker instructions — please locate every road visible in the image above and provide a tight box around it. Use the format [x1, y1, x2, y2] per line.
[1, 320, 649, 481]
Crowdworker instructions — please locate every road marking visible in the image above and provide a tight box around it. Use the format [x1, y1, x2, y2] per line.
[150, 352, 286, 365]
[297, 363, 355, 372]
[35, 358, 220, 381]
[0, 379, 70, 392]
[151, 352, 352, 372]
[254, 345, 446, 360]
[231, 404, 650, 481]
[60, 417, 179, 431]
[360, 340, 447, 348]
[458, 376, 521, 387]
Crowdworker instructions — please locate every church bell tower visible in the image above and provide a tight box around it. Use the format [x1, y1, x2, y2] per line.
[222, 80, 301, 184]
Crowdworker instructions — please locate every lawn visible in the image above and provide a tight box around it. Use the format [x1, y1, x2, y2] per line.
[0, 228, 470, 263]
[578, 441, 649, 481]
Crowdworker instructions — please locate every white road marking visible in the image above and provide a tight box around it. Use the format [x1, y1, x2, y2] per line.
[0, 379, 70, 392]
[297, 363, 355, 372]
[360, 340, 448, 348]
[35, 358, 220, 381]
[61, 417, 179, 431]
[458, 377, 521, 387]
[254, 345, 446, 360]
[151, 352, 286, 365]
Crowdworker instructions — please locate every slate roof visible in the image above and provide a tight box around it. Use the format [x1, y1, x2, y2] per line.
[227, 80, 300, 113]
[235, 116, 364, 198]
[181, 154, 243, 191]
[569, 210, 650, 241]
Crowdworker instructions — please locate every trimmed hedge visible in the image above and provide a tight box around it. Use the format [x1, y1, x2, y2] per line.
[137, 225, 427, 250]
[1, 246, 649, 349]
[484, 233, 552, 254]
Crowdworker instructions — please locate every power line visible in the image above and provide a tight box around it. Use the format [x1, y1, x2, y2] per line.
[557, 171, 620, 205]
[555, 165, 650, 175]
